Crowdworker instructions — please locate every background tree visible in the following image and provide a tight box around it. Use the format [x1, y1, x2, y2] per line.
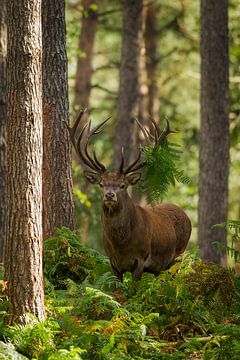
[145, 2, 159, 119]
[73, 0, 99, 242]
[73, 0, 99, 110]
[198, 0, 229, 265]
[0, 0, 7, 263]
[113, 0, 144, 169]
[137, 0, 148, 129]
[5, 0, 45, 324]
[42, 0, 75, 240]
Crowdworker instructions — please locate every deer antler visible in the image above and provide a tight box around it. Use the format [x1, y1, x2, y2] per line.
[122, 117, 175, 175]
[67, 109, 110, 173]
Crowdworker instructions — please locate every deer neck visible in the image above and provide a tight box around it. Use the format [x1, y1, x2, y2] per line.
[102, 191, 136, 243]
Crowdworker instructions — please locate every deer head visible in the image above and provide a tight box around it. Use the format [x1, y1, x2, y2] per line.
[68, 109, 174, 209]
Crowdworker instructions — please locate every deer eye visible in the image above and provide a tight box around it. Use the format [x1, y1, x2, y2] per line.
[99, 183, 103, 188]
[120, 183, 125, 189]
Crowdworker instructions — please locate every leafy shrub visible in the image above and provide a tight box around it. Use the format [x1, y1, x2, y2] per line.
[43, 227, 110, 289]
[4, 319, 60, 359]
[2, 230, 240, 359]
[0, 341, 28, 359]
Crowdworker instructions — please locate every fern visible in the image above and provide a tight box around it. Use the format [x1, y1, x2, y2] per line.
[140, 140, 190, 203]
[213, 220, 240, 264]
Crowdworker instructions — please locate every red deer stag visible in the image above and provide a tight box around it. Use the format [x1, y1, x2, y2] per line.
[68, 110, 191, 281]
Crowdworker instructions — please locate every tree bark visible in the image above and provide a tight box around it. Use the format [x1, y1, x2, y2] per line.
[138, 0, 148, 128]
[198, 0, 229, 265]
[5, 0, 45, 324]
[146, 3, 159, 119]
[113, 0, 144, 170]
[73, 0, 99, 110]
[42, 0, 75, 240]
[73, 0, 99, 243]
[0, 0, 7, 263]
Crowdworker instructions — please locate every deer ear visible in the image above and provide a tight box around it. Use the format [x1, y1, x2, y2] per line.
[84, 171, 101, 184]
[126, 172, 141, 185]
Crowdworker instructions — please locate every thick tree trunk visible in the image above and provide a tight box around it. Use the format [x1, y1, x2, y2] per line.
[73, 0, 99, 110]
[0, 0, 7, 263]
[5, 0, 45, 324]
[198, 0, 229, 265]
[113, 0, 144, 170]
[42, 0, 75, 240]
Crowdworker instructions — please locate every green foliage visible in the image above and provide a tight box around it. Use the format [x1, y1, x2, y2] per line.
[0, 341, 28, 360]
[2, 235, 240, 359]
[213, 220, 240, 263]
[140, 140, 190, 202]
[3, 319, 59, 359]
[43, 228, 110, 289]
[48, 346, 86, 360]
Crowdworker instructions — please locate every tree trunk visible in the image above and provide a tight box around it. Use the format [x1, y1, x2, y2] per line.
[198, 0, 229, 265]
[0, 0, 7, 263]
[42, 0, 75, 240]
[145, 3, 159, 119]
[5, 0, 45, 324]
[138, 0, 148, 128]
[113, 0, 144, 170]
[73, 0, 99, 243]
[73, 0, 99, 110]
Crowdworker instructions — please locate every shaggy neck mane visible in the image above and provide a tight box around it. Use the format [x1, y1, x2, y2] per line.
[102, 191, 137, 244]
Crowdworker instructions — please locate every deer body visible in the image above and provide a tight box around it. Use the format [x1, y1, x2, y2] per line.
[68, 110, 192, 281]
[101, 181, 191, 280]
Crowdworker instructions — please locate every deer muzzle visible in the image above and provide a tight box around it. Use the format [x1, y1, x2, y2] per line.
[103, 191, 117, 206]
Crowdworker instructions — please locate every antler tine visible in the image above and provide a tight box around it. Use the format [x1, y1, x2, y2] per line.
[119, 147, 125, 174]
[82, 119, 106, 172]
[75, 121, 101, 172]
[149, 117, 162, 147]
[89, 117, 111, 137]
[123, 117, 175, 175]
[156, 119, 176, 147]
[123, 148, 144, 174]
[93, 149, 106, 172]
[68, 109, 107, 173]
[67, 109, 87, 151]
[135, 117, 155, 143]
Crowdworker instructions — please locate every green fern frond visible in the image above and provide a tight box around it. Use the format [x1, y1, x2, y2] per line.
[140, 140, 190, 203]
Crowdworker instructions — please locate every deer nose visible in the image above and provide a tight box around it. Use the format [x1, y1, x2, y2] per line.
[106, 191, 115, 200]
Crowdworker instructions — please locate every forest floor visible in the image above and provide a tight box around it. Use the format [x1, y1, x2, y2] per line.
[1, 227, 240, 359]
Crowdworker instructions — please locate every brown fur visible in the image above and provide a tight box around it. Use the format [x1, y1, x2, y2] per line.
[69, 112, 191, 280]
[93, 172, 192, 281]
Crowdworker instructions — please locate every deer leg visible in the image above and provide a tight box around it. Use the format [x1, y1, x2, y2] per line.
[111, 263, 123, 282]
[132, 259, 145, 281]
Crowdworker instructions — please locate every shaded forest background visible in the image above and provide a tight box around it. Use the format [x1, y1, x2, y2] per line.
[66, 0, 240, 251]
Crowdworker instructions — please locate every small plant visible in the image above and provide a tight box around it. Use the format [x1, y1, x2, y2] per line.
[214, 220, 240, 276]
[3, 318, 60, 359]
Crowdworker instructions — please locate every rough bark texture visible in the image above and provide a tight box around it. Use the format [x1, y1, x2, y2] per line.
[74, 0, 99, 110]
[73, 0, 99, 243]
[146, 3, 159, 119]
[5, 0, 45, 324]
[199, 0, 229, 265]
[113, 0, 144, 170]
[42, 0, 75, 240]
[0, 0, 7, 263]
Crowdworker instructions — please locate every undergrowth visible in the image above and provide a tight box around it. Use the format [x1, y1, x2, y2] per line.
[1, 228, 240, 359]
